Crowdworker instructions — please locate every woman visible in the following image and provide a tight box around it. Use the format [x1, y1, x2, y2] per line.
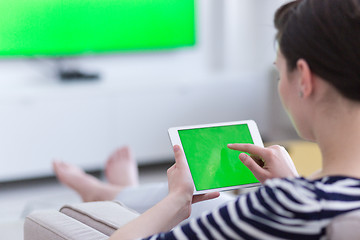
[57, 0, 360, 239]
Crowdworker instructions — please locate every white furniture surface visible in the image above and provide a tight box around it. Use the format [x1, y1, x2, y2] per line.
[0, 74, 272, 181]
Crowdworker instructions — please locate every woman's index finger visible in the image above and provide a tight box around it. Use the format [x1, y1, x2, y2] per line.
[227, 143, 266, 157]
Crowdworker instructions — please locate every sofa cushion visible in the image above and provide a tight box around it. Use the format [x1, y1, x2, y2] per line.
[327, 210, 360, 240]
[60, 201, 139, 236]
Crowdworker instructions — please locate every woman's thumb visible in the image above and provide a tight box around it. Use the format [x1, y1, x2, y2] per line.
[173, 145, 186, 166]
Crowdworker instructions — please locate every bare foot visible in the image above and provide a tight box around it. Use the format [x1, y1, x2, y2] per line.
[105, 146, 139, 186]
[53, 161, 123, 202]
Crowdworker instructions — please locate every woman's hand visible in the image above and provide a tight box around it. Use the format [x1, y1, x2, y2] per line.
[228, 144, 299, 184]
[167, 145, 220, 217]
[109, 145, 220, 240]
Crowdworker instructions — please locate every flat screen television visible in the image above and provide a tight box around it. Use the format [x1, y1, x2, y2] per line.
[0, 0, 196, 58]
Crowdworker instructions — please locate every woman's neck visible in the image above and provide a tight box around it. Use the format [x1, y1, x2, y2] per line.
[312, 100, 360, 179]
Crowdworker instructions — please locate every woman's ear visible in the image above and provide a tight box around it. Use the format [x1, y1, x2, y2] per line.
[296, 59, 314, 98]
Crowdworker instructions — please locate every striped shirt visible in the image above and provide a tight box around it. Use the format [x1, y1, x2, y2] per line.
[144, 176, 360, 240]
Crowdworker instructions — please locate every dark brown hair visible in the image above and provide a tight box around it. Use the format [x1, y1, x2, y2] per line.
[274, 0, 360, 101]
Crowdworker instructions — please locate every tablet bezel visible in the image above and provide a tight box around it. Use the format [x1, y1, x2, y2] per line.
[168, 120, 263, 194]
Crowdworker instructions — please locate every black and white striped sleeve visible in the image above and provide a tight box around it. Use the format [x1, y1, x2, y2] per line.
[143, 178, 328, 240]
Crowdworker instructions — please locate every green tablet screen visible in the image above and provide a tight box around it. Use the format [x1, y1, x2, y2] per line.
[178, 124, 259, 191]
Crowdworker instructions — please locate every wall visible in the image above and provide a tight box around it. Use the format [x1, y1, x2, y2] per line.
[0, 0, 293, 181]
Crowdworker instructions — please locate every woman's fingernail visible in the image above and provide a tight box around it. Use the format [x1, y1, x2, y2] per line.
[239, 153, 247, 162]
[173, 145, 180, 152]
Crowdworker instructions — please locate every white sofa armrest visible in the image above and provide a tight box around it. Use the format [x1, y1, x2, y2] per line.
[24, 201, 140, 240]
[24, 210, 108, 240]
[60, 201, 139, 236]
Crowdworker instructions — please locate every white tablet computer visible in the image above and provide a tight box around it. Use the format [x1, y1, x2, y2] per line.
[168, 120, 263, 194]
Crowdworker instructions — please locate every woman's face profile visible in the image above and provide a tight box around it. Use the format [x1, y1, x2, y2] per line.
[276, 51, 294, 115]
[275, 51, 307, 139]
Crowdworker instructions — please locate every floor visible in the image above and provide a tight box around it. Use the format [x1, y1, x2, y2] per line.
[0, 163, 171, 240]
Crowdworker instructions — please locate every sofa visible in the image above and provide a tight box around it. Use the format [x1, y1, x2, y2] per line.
[24, 200, 360, 240]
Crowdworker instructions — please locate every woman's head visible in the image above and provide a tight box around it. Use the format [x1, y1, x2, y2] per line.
[274, 0, 360, 102]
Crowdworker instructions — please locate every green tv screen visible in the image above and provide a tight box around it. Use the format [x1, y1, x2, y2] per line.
[0, 0, 196, 58]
